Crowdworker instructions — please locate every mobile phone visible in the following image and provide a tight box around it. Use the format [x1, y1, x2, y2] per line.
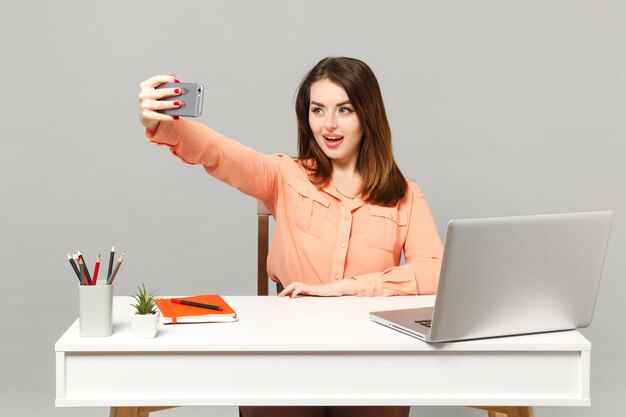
[157, 82, 204, 117]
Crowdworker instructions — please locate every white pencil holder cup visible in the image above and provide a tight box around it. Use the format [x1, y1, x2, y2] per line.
[79, 284, 113, 337]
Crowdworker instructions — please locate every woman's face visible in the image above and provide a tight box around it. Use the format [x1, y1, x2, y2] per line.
[308, 78, 363, 169]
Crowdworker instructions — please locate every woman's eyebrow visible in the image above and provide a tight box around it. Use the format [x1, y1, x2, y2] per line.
[310, 100, 352, 107]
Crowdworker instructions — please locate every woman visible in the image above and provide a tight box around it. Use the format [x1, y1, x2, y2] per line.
[138, 56, 442, 417]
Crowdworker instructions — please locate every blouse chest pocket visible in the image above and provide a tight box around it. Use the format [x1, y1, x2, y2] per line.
[287, 178, 330, 239]
[365, 205, 408, 252]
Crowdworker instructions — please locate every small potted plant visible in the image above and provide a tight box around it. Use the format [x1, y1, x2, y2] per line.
[130, 284, 159, 338]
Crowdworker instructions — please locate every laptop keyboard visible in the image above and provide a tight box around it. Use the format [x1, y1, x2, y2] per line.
[415, 320, 432, 328]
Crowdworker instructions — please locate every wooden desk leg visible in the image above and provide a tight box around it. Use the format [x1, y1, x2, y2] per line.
[470, 406, 535, 417]
[503, 407, 535, 417]
[109, 407, 139, 417]
[109, 406, 178, 417]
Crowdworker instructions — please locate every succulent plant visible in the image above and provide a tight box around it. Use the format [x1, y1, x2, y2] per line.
[131, 283, 158, 315]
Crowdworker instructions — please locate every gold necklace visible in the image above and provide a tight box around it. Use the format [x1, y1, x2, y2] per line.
[332, 181, 359, 199]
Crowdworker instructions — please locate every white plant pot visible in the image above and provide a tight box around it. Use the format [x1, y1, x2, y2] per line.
[132, 313, 159, 338]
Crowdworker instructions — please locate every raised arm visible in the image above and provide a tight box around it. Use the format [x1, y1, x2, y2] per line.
[139, 75, 279, 206]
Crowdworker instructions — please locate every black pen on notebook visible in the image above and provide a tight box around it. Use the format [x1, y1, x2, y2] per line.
[171, 299, 223, 311]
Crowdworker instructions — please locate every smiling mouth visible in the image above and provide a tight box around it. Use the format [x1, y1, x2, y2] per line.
[323, 134, 344, 142]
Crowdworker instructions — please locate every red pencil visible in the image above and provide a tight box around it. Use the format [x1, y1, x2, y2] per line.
[92, 255, 101, 285]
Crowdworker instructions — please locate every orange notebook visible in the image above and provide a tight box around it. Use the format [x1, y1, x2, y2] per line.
[155, 295, 237, 324]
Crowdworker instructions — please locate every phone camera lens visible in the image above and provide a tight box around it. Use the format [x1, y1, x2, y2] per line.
[198, 87, 202, 93]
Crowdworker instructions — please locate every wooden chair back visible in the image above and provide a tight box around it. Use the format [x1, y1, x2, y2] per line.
[257, 200, 272, 296]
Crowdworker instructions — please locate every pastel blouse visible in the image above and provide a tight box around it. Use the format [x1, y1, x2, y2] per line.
[146, 119, 443, 296]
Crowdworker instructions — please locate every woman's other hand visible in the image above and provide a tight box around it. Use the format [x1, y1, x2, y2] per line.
[278, 279, 357, 297]
[138, 74, 182, 132]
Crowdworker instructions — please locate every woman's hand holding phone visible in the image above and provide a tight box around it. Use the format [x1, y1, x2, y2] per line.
[138, 74, 182, 132]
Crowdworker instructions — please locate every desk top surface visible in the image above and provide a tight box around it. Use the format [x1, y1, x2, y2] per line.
[55, 296, 590, 352]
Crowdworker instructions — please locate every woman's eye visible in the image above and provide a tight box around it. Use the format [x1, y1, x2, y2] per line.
[311, 107, 323, 114]
[339, 107, 353, 114]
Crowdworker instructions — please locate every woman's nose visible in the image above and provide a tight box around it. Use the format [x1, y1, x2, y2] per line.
[325, 113, 338, 130]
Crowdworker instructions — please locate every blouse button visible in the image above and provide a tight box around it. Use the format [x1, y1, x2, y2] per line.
[340, 243, 346, 248]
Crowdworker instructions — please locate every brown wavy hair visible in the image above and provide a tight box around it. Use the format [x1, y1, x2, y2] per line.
[295, 57, 407, 206]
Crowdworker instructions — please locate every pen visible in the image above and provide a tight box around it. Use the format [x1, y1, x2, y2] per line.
[76, 250, 92, 285]
[107, 245, 115, 282]
[93, 255, 101, 285]
[171, 299, 223, 311]
[107, 251, 125, 284]
[67, 253, 82, 283]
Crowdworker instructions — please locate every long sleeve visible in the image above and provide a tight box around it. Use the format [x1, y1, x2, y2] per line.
[146, 120, 442, 296]
[146, 119, 280, 207]
[351, 183, 443, 296]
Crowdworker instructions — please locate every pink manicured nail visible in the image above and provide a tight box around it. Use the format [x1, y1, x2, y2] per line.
[173, 116, 179, 120]
[174, 88, 181, 94]
[174, 79, 180, 83]
[173, 101, 181, 106]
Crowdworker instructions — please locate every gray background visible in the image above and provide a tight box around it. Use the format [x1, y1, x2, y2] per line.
[0, 1, 624, 416]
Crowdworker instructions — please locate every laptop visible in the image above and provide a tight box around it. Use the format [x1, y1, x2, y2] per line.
[370, 211, 613, 343]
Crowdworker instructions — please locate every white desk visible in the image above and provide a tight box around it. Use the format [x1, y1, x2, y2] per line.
[55, 296, 590, 410]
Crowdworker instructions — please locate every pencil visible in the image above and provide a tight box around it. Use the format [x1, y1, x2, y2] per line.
[67, 253, 82, 283]
[107, 245, 115, 282]
[78, 257, 86, 285]
[75, 254, 86, 285]
[107, 252, 125, 284]
[93, 255, 101, 285]
[76, 250, 92, 285]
